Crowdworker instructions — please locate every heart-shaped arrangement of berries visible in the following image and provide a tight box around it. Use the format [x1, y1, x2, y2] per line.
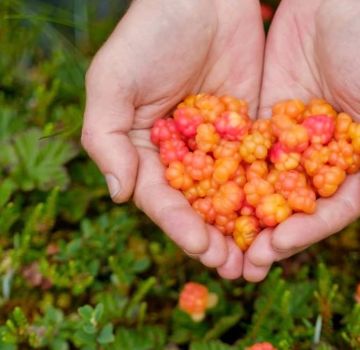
[150, 94, 360, 251]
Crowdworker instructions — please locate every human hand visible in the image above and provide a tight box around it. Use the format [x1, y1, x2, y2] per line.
[81, 0, 265, 278]
[243, 0, 360, 282]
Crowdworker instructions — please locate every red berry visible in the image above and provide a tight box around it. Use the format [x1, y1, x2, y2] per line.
[151, 118, 181, 146]
[159, 138, 189, 165]
[247, 342, 277, 350]
[174, 106, 203, 138]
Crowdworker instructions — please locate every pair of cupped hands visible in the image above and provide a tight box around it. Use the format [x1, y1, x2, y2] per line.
[82, 0, 360, 281]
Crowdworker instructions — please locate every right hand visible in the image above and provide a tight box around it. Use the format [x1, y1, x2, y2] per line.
[81, 0, 265, 279]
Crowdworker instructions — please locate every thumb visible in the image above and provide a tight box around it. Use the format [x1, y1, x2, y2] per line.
[81, 55, 138, 202]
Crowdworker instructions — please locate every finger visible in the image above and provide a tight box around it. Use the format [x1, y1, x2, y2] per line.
[271, 173, 360, 252]
[82, 52, 138, 203]
[199, 225, 228, 268]
[217, 237, 243, 280]
[134, 145, 209, 255]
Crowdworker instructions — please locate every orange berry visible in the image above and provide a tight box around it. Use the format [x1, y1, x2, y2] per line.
[246, 160, 269, 181]
[195, 123, 220, 153]
[302, 115, 335, 145]
[335, 112, 352, 140]
[212, 182, 244, 215]
[213, 140, 241, 160]
[251, 119, 275, 143]
[256, 194, 292, 227]
[288, 187, 316, 214]
[349, 122, 360, 153]
[220, 95, 248, 114]
[214, 111, 250, 141]
[215, 212, 237, 235]
[195, 94, 225, 122]
[274, 170, 307, 199]
[244, 178, 274, 207]
[183, 185, 199, 204]
[347, 153, 360, 174]
[240, 200, 256, 216]
[267, 167, 280, 185]
[196, 178, 219, 197]
[270, 142, 301, 171]
[183, 150, 214, 181]
[272, 99, 305, 122]
[247, 342, 277, 350]
[177, 95, 197, 108]
[301, 144, 330, 176]
[233, 216, 260, 251]
[213, 157, 240, 184]
[328, 139, 357, 171]
[271, 114, 295, 137]
[239, 132, 272, 163]
[313, 165, 346, 197]
[304, 99, 337, 119]
[278, 124, 309, 153]
[165, 161, 193, 190]
[231, 164, 247, 187]
[193, 197, 216, 224]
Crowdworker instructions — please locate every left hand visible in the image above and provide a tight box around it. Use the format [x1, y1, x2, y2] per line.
[243, 0, 360, 282]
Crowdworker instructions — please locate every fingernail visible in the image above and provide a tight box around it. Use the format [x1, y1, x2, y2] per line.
[105, 174, 121, 198]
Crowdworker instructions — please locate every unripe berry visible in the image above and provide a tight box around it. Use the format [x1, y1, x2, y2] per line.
[196, 123, 220, 153]
[256, 194, 292, 227]
[233, 216, 260, 251]
[166, 161, 193, 190]
[212, 182, 244, 215]
[313, 165, 346, 197]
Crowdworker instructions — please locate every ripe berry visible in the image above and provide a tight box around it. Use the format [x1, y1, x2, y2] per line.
[233, 216, 260, 251]
[335, 112, 352, 141]
[328, 139, 357, 171]
[195, 94, 225, 122]
[215, 212, 237, 235]
[159, 139, 189, 165]
[173, 107, 203, 138]
[278, 124, 309, 153]
[231, 164, 247, 187]
[239, 132, 272, 163]
[270, 142, 301, 171]
[213, 140, 241, 160]
[213, 157, 239, 184]
[212, 182, 244, 215]
[302, 115, 335, 145]
[301, 144, 330, 176]
[246, 160, 269, 181]
[274, 170, 307, 199]
[304, 99, 337, 119]
[271, 114, 295, 137]
[193, 197, 216, 224]
[214, 111, 250, 141]
[165, 161, 193, 191]
[183, 185, 199, 204]
[244, 178, 274, 207]
[178, 282, 217, 322]
[256, 194, 292, 227]
[240, 200, 256, 216]
[251, 119, 275, 143]
[196, 123, 220, 153]
[247, 342, 277, 350]
[183, 150, 214, 181]
[220, 95, 248, 114]
[349, 122, 360, 153]
[288, 187, 316, 214]
[151, 118, 181, 146]
[272, 99, 305, 122]
[196, 178, 219, 197]
[312, 165, 346, 197]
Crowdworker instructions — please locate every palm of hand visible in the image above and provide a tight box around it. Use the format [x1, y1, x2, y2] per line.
[243, 0, 360, 282]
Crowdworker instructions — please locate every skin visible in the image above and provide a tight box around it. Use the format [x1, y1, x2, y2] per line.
[82, 0, 360, 281]
[243, 0, 360, 282]
[81, 0, 265, 279]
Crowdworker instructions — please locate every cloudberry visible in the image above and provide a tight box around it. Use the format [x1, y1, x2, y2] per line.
[231, 164, 247, 187]
[183, 150, 214, 181]
[349, 122, 360, 153]
[239, 132, 272, 163]
[270, 142, 301, 171]
[328, 139, 357, 171]
[195, 94, 225, 122]
[347, 153, 360, 174]
[165, 161, 193, 191]
[301, 144, 330, 176]
[302, 115, 335, 145]
[214, 111, 250, 141]
[183, 185, 199, 204]
[274, 170, 307, 199]
[267, 167, 280, 185]
[247, 342, 277, 350]
[244, 178, 274, 207]
[215, 212, 237, 235]
[179, 282, 218, 322]
[220, 95, 248, 114]
[151, 118, 181, 146]
[213, 140, 241, 160]
[192, 197, 216, 224]
[335, 112, 352, 140]
[288, 187, 316, 214]
[240, 200, 256, 216]
[246, 160, 269, 181]
[272, 99, 305, 122]
[256, 194, 292, 227]
[271, 114, 295, 137]
[196, 123, 220, 153]
[233, 216, 260, 251]
[313, 165, 346, 197]
[251, 119, 275, 142]
[173, 107, 203, 138]
[212, 182, 244, 215]
[304, 99, 337, 119]
[279, 124, 309, 153]
[196, 178, 219, 197]
[159, 139, 189, 165]
[213, 157, 240, 184]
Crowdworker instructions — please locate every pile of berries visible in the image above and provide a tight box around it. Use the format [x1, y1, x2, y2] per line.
[178, 282, 218, 322]
[151, 94, 360, 251]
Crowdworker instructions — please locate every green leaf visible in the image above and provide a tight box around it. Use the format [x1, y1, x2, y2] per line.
[78, 305, 93, 321]
[204, 314, 241, 341]
[97, 323, 114, 344]
[190, 340, 235, 350]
